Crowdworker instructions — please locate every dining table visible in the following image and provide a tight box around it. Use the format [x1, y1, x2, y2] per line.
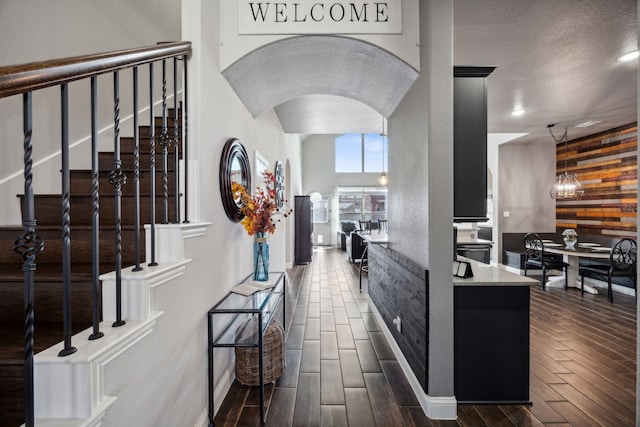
[542, 241, 612, 294]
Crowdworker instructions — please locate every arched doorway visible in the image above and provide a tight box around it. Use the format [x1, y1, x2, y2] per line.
[221, 35, 418, 126]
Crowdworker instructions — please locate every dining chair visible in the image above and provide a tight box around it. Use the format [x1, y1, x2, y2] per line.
[359, 243, 368, 290]
[523, 233, 569, 289]
[359, 220, 372, 234]
[579, 238, 637, 303]
[378, 219, 388, 234]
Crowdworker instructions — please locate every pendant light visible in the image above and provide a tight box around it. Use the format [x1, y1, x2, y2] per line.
[378, 118, 388, 186]
[549, 124, 584, 199]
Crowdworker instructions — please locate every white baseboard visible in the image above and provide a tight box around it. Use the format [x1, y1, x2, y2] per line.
[583, 277, 637, 297]
[363, 294, 457, 420]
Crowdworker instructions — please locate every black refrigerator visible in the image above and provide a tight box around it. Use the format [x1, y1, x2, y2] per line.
[294, 195, 313, 264]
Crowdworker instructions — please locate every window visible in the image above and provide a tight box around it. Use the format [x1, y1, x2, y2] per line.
[337, 187, 387, 223]
[335, 133, 387, 173]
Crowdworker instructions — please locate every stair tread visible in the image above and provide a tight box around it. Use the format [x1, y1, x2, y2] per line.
[19, 193, 177, 198]
[0, 263, 102, 279]
[0, 322, 90, 360]
[0, 224, 145, 231]
[70, 169, 174, 173]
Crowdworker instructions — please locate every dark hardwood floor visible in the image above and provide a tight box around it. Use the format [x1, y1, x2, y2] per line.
[214, 247, 637, 427]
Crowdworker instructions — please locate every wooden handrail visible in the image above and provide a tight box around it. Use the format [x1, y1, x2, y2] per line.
[0, 41, 192, 99]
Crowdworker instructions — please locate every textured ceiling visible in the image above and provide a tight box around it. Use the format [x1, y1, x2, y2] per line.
[223, 1, 637, 141]
[274, 95, 384, 134]
[221, 35, 418, 132]
[454, 0, 637, 144]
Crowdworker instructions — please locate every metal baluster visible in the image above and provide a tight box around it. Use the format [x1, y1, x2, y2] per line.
[173, 58, 180, 223]
[132, 67, 142, 272]
[109, 71, 127, 328]
[182, 54, 190, 224]
[207, 313, 214, 427]
[258, 312, 265, 423]
[14, 92, 43, 427]
[58, 83, 77, 357]
[88, 77, 104, 341]
[160, 59, 170, 224]
[148, 63, 158, 266]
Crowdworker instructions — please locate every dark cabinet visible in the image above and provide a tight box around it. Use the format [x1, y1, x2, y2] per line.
[455, 285, 530, 403]
[294, 195, 313, 264]
[453, 66, 495, 222]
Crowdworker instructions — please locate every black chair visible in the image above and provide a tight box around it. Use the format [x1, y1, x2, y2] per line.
[359, 220, 372, 234]
[338, 221, 358, 250]
[359, 243, 368, 290]
[523, 233, 569, 289]
[579, 238, 637, 303]
[378, 219, 388, 234]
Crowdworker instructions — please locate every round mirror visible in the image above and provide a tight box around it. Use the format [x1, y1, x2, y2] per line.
[219, 138, 251, 222]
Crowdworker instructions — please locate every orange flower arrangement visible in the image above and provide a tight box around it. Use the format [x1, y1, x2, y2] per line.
[232, 170, 291, 236]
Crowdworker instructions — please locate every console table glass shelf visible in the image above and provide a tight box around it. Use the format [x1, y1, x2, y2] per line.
[207, 272, 286, 426]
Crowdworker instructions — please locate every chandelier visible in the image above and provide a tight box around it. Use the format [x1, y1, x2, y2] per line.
[549, 124, 584, 199]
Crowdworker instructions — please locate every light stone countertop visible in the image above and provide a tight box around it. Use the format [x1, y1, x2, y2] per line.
[453, 258, 538, 287]
[456, 237, 493, 245]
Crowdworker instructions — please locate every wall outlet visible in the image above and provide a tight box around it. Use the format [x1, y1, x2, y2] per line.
[503, 211, 510, 217]
[393, 315, 402, 333]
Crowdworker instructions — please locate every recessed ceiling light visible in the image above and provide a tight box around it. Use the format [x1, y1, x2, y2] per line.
[617, 50, 639, 62]
[575, 120, 602, 128]
[511, 109, 525, 117]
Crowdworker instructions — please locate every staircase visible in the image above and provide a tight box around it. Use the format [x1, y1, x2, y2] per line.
[0, 112, 181, 426]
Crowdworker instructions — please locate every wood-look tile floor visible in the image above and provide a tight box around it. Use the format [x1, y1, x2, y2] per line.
[214, 247, 637, 426]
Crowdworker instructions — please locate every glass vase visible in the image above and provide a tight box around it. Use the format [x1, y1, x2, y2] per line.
[253, 232, 269, 281]
[564, 237, 577, 249]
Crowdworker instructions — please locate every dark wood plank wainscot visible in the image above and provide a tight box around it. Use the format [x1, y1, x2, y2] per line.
[366, 243, 429, 392]
[367, 244, 537, 404]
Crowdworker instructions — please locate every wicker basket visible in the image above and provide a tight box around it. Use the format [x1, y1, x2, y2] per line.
[235, 318, 285, 386]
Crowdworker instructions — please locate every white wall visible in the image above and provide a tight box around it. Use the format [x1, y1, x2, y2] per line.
[498, 142, 556, 234]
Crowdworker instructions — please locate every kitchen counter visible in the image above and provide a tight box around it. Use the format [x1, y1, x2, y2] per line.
[453, 258, 538, 286]
[457, 237, 493, 245]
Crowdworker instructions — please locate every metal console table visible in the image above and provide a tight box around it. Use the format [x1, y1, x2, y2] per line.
[207, 272, 286, 426]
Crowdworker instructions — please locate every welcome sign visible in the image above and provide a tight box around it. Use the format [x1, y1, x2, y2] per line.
[238, 1, 402, 35]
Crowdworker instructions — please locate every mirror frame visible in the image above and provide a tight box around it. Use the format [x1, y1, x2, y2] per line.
[219, 138, 252, 222]
[274, 160, 285, 210]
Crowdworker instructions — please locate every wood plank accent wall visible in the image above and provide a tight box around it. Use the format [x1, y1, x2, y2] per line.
[367, 243, 429, 393]
[555, 123, 637, 237]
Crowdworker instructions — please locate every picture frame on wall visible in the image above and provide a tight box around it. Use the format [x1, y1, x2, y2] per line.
[255, 150, 269, 191]
[274, 160, 284, 210]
